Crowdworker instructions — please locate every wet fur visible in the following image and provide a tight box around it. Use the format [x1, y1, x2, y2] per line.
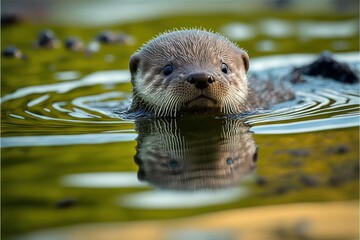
[128, 29, 250, 117]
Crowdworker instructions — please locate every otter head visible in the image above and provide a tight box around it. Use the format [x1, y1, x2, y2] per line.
[129, 29, 249, 117]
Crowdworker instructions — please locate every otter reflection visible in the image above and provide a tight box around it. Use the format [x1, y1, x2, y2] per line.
[134, 117, 258, 190]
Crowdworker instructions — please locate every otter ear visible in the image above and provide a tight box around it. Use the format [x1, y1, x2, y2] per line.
[241, 50, 249, 73]
[129, 52, 140, 76]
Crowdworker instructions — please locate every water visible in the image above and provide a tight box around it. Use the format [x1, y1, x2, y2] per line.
[2, 53, 358, 146]
[2, 53, 359, 239]
[2, 2, 359, 239]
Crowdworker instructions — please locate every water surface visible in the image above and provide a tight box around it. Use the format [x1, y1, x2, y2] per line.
[1, 4, 359, 239]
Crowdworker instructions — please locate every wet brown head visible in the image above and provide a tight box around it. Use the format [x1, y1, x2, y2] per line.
[128, 29, 249, 117]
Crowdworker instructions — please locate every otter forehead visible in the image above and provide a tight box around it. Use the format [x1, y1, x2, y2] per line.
[139, 30, 241, 64]
[128, 29, 250, 117]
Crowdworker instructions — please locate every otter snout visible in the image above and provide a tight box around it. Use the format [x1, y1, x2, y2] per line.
[187, 73, 215, 89]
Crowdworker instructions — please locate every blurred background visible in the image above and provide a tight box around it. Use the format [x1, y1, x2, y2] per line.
[1, 0, 359, 240]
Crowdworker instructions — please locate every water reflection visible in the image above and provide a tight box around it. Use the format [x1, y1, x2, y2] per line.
[133, 116, 258, 190]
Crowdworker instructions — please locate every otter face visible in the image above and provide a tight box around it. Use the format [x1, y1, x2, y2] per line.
[129, 29, 249, 117]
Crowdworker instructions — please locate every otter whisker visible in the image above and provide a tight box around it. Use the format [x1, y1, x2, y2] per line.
[126, 29, 251, 117]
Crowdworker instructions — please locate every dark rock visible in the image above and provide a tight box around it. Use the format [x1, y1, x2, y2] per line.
[65, 37, 84, 51]
[118, 33, 136, 45]
[96, 30, 135, 45]
[290, 149, 309, 157]
[35, 29, 60, 48]
[256, 176, 268, 186]
[300, 175, 319, 187]
[332, 0, 358, 13]
[96, 30, 120, 44]
[55, 198, 77, 209]
[289, 159, 303, 167]
[267, 0, 294, 10]
[275, 185, 293, 195]
[3, 46, 23, 59]
[1, 13, 22, 27]
[327, 145, 349, 155]
[289, 51, 359, 84]
[328, 161, 359, 187]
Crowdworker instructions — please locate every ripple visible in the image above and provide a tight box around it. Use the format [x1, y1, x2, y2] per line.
[251, 115, 359, 134]
[1, 70, 131, 124]
[120, 188, 248, 209]
[1, 70, 130, 103]
[54, 71, 81, 81]
[61, 172, 146, 188]
[1, 53, 359, 148]
[247, 52, 360, 134]
[247, 87, 359, 133]
[27, 94, 50, 107]
[1, 133, 137, 148]
[298, 19, 358, 39]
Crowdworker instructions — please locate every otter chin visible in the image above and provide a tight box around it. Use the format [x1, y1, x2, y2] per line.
[127, 29, 250, 117]
[186, 94, 217, 108]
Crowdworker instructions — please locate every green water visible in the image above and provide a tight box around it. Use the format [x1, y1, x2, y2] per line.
[1, 5, 359, 240]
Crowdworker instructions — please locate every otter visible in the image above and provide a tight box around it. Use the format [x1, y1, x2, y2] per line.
[134, 116, 258, 190]
[128, 29, 251, 117]
[125, 29, 357, 118]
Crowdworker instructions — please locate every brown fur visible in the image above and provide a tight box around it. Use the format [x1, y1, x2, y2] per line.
[128, 29, 250, 117]
[134, 117, 258, 190]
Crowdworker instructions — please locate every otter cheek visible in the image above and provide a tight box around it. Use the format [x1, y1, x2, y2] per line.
[151, 75, 167, 89]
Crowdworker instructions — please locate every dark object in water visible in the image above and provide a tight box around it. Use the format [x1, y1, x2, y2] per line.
[326, 145, 349, 155]
[1, 13, 21, 27]
[328, 161, 359, 187]
[122, 29, 358, 118]
[96, 30, 120, 44]
[299, 175, 319, 187]
[289, 51, 359, 84]
[55, 198, 77, 209]
[118, 33, 136, 45]
[275, 184, 294, 195]
[289, 149, 309, 157]
[35, 29, 60, 48]
[256, 176, 268, 186]
[266, 0, 294, 10]
[65, 37, 84, 51]
[96, 30, 135, 45]
[3, 46, 23, 59]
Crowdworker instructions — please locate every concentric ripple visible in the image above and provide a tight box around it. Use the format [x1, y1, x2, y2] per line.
[1, 53, 359, 147]
[248, 88, 359, 134]
[247, 52, 360, 134]
[1, 70, 131, 124]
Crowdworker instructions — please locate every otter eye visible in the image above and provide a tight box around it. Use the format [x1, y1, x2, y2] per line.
[221, 63, 229, 74]
[226, 157, 234, 165]
[162, 65, 173, 76]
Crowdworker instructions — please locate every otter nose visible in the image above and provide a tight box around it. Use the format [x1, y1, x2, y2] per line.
[187, 73, 215, 89]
